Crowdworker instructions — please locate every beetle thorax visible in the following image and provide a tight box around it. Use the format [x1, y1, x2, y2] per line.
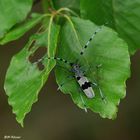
[71, 64, 84, 77]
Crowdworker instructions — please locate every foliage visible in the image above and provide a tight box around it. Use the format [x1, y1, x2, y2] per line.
[0, 0, 33, 38]
[81, 0, 140, 54]
[1, 0, 138, 126]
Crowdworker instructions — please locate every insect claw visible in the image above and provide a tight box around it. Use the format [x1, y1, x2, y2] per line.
[84, 107, 88, 113]
[57, 87, 60, 91]
[83, 105, 88, 113]
[57, 85, 62, 91]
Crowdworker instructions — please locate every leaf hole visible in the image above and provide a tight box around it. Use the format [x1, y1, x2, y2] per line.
[28, 47, 47, 63]
[37, 61, 45, 71]
[28, 40, 36, 51]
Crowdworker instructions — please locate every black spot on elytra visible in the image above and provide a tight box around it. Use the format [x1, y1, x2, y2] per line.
[81, 82, 91, 90]
[76, 76, 81, 81]
[28, 47, 47, 63]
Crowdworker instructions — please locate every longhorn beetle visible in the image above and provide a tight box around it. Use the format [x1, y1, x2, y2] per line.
[30, 24, 106, 110]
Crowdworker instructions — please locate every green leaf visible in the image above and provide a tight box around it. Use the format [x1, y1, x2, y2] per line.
[55, 17, 130, 119]
[4, 20, 60, 126]
[0, 0, 33, 38]
[81, 0, 115, 27]
[0, 14, 44, 45]
[52, 0, 80, 14]
[80, 0, 140, 54]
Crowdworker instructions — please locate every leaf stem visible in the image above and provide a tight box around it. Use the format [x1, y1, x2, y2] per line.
[47, 15, 54, 57]
[56, 7, 79, 17]
[62, 14, 82, 48]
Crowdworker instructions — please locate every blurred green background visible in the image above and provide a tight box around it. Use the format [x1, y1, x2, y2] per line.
[0, 3, 140, 140]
